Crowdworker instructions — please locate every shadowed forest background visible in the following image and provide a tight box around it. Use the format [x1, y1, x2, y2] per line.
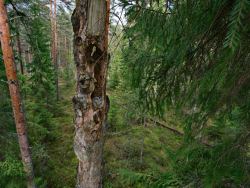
[0, 0, 249, 187]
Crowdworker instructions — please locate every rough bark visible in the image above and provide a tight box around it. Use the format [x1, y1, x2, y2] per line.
[0, 1, 36, 188]
[71, 0, 110, 187]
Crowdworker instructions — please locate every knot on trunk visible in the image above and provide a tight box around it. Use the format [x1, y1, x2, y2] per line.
[79, 73, 96, 93]
[86, 43, 103, 64]
[72, 94, 88, 115]
[93, 111, 101, 124]
[75, 36, 83, 46]
[92, 96, 104, 110]
[71, 9, 80, 33]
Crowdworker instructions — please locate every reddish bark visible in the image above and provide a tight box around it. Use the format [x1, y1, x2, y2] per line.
[0, 1, 36, 188]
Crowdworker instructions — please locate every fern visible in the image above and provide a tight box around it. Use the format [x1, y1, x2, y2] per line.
[118, 169, 182, 188]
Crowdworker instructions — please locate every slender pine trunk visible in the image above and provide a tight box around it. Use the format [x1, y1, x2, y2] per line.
[50, 0, 59, 100]
[16, 30, 24, 74]
[0, 1, 35, 187]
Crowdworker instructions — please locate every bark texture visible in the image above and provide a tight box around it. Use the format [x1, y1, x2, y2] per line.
[71, 0, 110, 187]
[0, 1, 36, 188]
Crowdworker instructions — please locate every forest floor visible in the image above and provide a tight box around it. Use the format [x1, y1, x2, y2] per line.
[46, 79, 77, 187]
[104, 124, 182, 187]
[49, 76, 182, 188]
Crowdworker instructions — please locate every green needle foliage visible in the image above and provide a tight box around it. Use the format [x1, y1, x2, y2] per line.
[1, 0, 249, 187]
[119, 0, 250, 187]
[1, 1, 74, 187]
[224, 0, 250, 51]
[0, 48, 25, 188]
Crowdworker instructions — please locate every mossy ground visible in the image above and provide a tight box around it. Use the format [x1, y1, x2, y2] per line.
[50, 77, 181, 188]
[103, 124, 181, 188]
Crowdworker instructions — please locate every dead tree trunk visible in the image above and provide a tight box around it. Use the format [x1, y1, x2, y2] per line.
[71, 0, 110, 187]
[0, 1, 36, 188]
